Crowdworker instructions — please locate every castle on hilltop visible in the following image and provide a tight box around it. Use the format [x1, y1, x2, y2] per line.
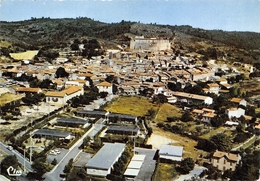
[130, 36, 171, 52]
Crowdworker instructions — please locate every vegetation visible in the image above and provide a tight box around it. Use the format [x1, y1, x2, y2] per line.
[104, 96, 158, 117]
[154, 163, 178, 181]
[0, 155, 20, 177]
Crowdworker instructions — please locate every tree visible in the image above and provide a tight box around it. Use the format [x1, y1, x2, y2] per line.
[51, 158, 57, 165]
[31, 158, 49, 179]
[70, 43, 79, 51]
[63, 158, 73, 174]
[210, 133, 232, 152]
[179, 157, 195, 174]
[1, 155, 19, 175]
[55, 67, 69, 78]
[181, 111, 194, 122]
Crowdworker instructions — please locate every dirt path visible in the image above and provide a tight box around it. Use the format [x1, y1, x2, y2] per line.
[147, 130, 179, 150]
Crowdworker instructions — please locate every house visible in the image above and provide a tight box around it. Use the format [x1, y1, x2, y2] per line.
[159, 145, 183, 161]
[85, 143, 126, 176]
[202, 112, 216, 124]
[230, 98, 247, 107]
[96, 81, 113, 94]
[15, 87, 42, 94]
[226, 107, 245, 119]
[45, 86, 83, 105]
[203, 83, 220, 95]
[211, 150, 241, 171]
[255, 123, 260, 134]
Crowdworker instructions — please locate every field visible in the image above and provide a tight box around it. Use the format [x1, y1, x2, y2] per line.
[9, 50, 39, 60]
[199, 126, 233, 140]
[151, 127, 207, 159]
[154, 103, 182, 122]
[104, 96, 158, 116]
[0, 93, 24, 106]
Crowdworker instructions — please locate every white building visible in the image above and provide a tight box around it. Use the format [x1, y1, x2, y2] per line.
[45, 86, 83, 105]
[159, 145, 183, 161]
[96, 81, 113, 94]
[226, 107, 245, 119]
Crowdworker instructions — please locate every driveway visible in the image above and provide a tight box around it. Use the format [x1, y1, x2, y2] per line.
[174, 165, 206, 181]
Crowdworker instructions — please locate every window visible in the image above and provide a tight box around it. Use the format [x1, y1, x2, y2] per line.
[224, 160, 226, 164]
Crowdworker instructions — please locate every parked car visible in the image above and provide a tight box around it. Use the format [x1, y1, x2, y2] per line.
[49, 150, 57, 155]
[54, 149, 61, 154]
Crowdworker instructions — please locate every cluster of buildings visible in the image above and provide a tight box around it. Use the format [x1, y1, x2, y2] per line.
[0, 36, 257, 179]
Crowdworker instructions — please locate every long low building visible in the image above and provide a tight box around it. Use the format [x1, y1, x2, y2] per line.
[106, 125, 139, 136]
[76, 110, 138, 123]
[32, 129, 72, 139]
[170, 91, 213, 105]
[85, 143, 126, 177]
[56, 117, 88, 127]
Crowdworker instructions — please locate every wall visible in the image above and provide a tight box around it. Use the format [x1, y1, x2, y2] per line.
[130, 38, 171, 51]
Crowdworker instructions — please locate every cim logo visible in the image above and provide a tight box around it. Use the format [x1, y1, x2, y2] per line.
[7, 166, 22, 176]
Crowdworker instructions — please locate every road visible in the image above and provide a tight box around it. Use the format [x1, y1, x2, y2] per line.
[0, 141, 32, 172]
[231, 134, 256, 151]
[43, 120, 104, 181]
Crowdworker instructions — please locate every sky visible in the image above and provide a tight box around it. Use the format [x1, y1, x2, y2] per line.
[0, 0, 260, 32]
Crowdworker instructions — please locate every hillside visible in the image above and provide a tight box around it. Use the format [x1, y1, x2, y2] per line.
[0, 17, 260, 63]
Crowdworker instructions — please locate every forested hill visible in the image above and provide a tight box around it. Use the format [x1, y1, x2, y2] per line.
[0, 17, 260, 63]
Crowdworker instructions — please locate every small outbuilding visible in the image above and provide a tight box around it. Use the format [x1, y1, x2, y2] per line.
[159, 145, 183, 162]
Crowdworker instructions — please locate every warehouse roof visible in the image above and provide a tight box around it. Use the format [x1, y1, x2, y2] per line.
[106, 125, 139, 133]
[56, 117, 88, 125]
[159, 145, 183, 157]
[86, 143, 125, 170]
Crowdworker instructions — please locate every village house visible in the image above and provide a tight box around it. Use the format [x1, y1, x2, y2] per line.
[211, 150, 241, 171]
[226, 107, 245, 119]
[96, 81, 113, 94]
[15, 87, 42, 94]
[201, 112, 217, 124]
[230, 97, 247, 107]
[45, 86, 83, 105]
[203, 83, 220, 95]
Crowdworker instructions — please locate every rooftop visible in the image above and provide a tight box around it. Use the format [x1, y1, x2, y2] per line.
[159, 145, 183, 157]
[85, 143, 126, 170]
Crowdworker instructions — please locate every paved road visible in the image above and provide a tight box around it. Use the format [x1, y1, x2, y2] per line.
[0, 141, 32, 172]
[43, 121, 104, 181]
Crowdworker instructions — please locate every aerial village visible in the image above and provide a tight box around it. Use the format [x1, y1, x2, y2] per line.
[0, 36, 260, 181]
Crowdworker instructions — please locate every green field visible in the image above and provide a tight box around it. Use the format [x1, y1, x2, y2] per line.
[154, 103, 182, 122]
[199, 126, 233, 140]
[104, 96, 158, 116]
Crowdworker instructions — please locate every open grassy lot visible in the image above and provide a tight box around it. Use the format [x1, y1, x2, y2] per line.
[199, 126, 233, 140]
[152, 127, 207, 159]
[104, 96, 158, 116]
[0, 93, 23, 106]
[154, 163, 178, 181]
[154, 103, 182, 122]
